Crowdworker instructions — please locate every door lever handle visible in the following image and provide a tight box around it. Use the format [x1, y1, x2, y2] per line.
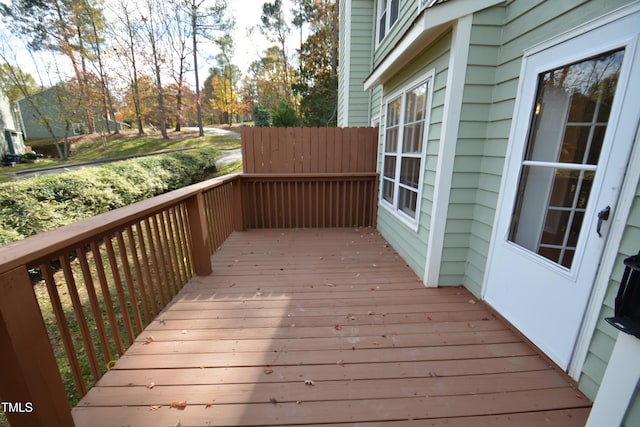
[597, 206, 611, 237]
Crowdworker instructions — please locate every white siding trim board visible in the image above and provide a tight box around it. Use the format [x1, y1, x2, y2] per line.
[423, 14, 472, 287]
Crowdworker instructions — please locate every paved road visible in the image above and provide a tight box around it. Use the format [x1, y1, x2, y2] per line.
[12, 127, 243, 180]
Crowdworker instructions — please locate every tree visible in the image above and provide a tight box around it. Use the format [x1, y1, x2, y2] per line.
[141, 0, 170, 139]
[185, 0, 232, 136]
[259, 0, 292, 103]
[1, 0, 107, 133]
[212, 34, 241, 125]
[110, 0, 145, 136]
[165, 0, 192, 132]
[292, 0, 338, 126]
[0, 63, 38, 104]
[248, 46, 291, 112]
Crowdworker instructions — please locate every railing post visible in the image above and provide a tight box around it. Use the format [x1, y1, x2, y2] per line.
[186, 193, 212, 276]
[0, 266, 74, 427]
[233, 178, 245, 231]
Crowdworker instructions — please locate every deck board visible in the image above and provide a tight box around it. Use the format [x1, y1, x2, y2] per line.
[72, 228, 590, 426]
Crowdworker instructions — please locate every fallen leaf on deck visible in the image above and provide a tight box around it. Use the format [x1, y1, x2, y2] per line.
[304, 380, 315, 386]
[269, 397, 278, 404]
[373, 341, 380, 345]
[264, 368, 274, 374]
[576, 393, 584, 399]
[346, 314, 356, 320]
[336, 360, 345, 366]
[149, 405, 161, 411]
[170, 401, 187, 408]
[427, 316, 432, 320]
[368, 311, 375, 315]
[205, 402, 214, 408]
[296, 400, 303, 404]
[146, 382, 155, 389]
[106, 360, 117, 370]
[145, 336, 154, 344]
[334, 324, 342, 331]
[181, 330, 188, 334]
[326, 283, 336, 287]
[468, 299, 476, 304]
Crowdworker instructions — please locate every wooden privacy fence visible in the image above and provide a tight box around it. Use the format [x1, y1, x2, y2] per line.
[0, 169, 378, 426]
[241, 127, 379, 173]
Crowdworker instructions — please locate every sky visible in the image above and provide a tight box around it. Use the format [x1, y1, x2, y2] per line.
[225, 0, 301, 74]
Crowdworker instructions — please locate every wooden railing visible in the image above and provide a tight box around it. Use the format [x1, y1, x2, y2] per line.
[242, 173, 378, 228]
[0, 174, 241, 426]
[0, 171, 377, 426]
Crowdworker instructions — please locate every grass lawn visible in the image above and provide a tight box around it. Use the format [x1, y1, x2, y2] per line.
[0, 128, 242, 182]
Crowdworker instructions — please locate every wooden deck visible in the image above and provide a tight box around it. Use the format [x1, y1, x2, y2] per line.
[72, 228, 591, 426]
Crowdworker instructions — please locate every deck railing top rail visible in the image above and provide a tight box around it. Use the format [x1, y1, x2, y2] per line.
[0, 173, 241, 276]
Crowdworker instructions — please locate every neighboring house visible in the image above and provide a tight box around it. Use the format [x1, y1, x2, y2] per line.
[0, 91, 25, 158]
[16, 85, 128, 141]
[339, 0, 640, 425]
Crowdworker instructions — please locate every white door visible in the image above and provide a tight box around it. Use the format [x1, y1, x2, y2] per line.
[484, 11, 640, 371]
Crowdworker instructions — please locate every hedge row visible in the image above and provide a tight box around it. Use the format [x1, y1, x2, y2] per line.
[0, 147, 219, 245]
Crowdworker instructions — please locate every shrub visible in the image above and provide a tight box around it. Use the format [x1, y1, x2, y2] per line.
[271, 100, 299, 127]
[0, 147, 220, 246]
[252, 105, 272, 127]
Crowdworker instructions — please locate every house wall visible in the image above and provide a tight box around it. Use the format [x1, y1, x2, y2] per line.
[374, 0, 420, 68]
[581, 180, 640, 427]
[0, 92, 20, 156]
[376, 31, 451, 279]
[461, 0, 638, 421]
[438, 6, 503, 290]
[338, 0, 375, 127]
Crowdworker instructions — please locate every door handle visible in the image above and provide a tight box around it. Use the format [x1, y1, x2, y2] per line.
[597, 206, 611, 237]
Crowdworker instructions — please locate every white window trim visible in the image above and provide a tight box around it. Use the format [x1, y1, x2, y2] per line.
[376, 0, 400, 46]
[379, 70, 434, 231]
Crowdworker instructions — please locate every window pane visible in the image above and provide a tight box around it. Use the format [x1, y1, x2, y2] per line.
[387, 97, 401, 126]
[382, 179, 394, 203]
[400, 157, 421, 189]
[378, 12, 386, 42]
[383, 155, 396, 179]
[385, 97, 401, 152]
[404, 85, 426, 123]
[524, 49, 623, 164]
[402, 123, 423, 153]
[385, 127, 398, 152]
[399, 187, 418, 218]
[390, 0, 399, 25]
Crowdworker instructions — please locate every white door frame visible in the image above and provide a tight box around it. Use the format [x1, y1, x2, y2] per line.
[481, 3, 640, 378]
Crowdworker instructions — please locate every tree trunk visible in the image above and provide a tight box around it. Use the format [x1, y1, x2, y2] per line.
[192, 3, 204, 137]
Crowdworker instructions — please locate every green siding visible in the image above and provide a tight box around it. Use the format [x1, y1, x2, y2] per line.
[338, 0, 374, 127]
[374, 0, 420, 67]
[468, 1, 639, 417]
[579, 181, 640, 413]
[376, 31, 451, 280]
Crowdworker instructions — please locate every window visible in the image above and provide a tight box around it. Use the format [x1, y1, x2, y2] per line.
[381, 76, 432, 226]
[378, 0, 400, 43]
[507, 49, 624, 268]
